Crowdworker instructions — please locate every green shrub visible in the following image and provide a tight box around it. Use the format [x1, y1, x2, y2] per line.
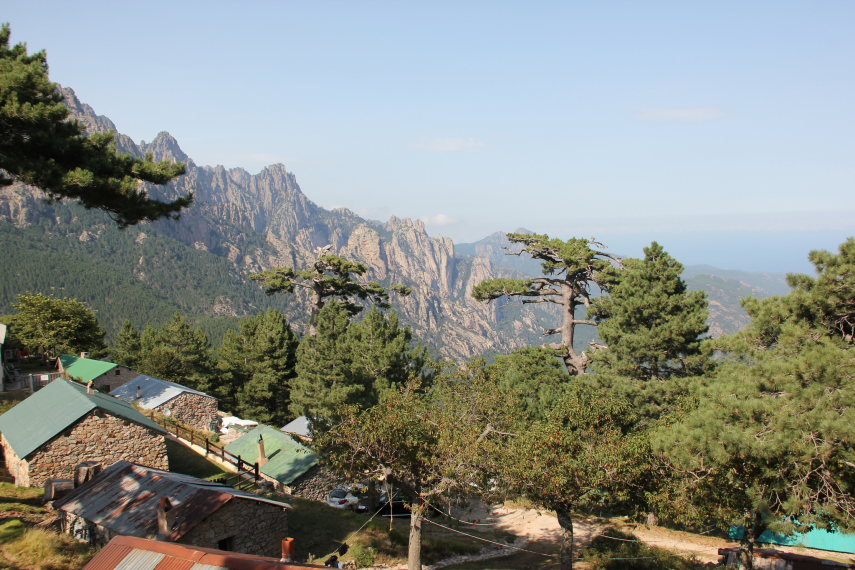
[0, 520, 26, 543]
[348, 542, 376, 567]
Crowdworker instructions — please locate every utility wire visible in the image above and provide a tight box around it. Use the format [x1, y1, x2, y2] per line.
[425, 519, 680, 563]
[423, 517, 553, 557]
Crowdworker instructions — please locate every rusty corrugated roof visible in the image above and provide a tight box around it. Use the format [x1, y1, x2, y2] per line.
[54, 461, 290, 541]
[84, 536, 326, 570]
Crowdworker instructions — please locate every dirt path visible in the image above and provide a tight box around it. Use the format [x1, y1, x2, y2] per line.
[369, 502, 855, 568]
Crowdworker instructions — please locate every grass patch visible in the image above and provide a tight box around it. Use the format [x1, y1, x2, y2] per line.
[0, 484, 42, 504]
[0, 481, 94, 569]
[1, 528, 95, 570]
[166, 439, 228, 481]
[0, 391, 29, 416]
[0, 521, 26, 543]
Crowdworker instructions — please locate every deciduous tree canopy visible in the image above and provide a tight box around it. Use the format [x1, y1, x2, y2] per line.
[11, 292, 105, 356]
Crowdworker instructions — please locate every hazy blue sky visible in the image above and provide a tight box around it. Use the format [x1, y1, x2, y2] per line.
[5, 1, 854, 272]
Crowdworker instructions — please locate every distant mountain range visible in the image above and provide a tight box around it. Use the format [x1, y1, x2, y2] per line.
[0, 88, 790, 356]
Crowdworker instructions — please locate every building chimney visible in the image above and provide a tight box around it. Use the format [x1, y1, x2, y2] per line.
[257, 434, 268, 468]
[86, 380, 94, 394]
[157, 497, 177, 540]
[80, 351, 89, 358]
[74, 461, 102, 487]
[136, 386, 142, 399]
[280, 537, 295, 562]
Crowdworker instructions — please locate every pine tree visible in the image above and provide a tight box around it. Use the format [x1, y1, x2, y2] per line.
[345, 308, 431, 402]
[138, 313, 212, 390]
[472, 233, 620, 375]
[0, 25, 191, 226]
[110, 320, 141, 368]
[251, 249, 410, 336]
[291, 302, 359, 432]
[590, 242, 710, 380]
[654, 238, 855, 569]
[215, 309, 298, 424]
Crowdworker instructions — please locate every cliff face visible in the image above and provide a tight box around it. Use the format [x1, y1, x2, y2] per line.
[0, 88, 543, 360]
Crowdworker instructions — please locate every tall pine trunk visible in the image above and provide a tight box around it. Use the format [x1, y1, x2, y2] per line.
[556, 505, 575, 570]
[740, 510, 765, 570]
[408, 502, 424, 570]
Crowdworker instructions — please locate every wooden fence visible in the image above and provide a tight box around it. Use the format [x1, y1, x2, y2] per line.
[160, 418, 260, 489]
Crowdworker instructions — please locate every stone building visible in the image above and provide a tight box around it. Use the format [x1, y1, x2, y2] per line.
[55, 460, 292, 558]
[0, 379, 167, 487]
[225, 425, 328, 498]
[111, 374, 218, 432]
[58, 354, 138, 392]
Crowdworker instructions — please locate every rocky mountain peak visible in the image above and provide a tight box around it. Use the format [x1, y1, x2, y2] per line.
[142, 132, 189, 164]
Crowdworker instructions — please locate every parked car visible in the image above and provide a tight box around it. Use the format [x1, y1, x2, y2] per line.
[326, 487, 360, 510]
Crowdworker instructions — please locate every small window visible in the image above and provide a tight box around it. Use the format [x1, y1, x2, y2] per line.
[217, 536, 235, 551]
[115, 369, 121, 375]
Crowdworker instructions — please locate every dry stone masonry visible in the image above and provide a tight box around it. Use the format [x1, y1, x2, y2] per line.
[157, 392, 218, 432]
[1, 411, 167, 487]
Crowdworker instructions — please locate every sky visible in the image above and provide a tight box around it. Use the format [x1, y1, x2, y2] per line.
[5, 1, 854, 272]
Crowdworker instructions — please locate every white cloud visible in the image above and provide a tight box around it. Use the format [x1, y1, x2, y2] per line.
[411, 137, 485, 153]
[634, 106, 726, 122]
[420, 213, 458, 226]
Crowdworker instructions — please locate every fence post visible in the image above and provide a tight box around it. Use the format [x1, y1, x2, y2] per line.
[204, 439, 209, 456]
[254, 462, 259, 481]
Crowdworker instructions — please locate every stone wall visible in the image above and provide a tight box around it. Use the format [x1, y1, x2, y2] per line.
[13, 411, 167, 487]
[157, 391, 218, 432]
[1, 434, 24, 487]
[92, 366, 138, 392]
[287, 464, 338, 502]
[178, 497, 289, 558]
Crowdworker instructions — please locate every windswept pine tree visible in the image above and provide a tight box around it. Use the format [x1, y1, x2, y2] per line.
[251, 249, 410, 336]
[472, 233, 620, 375]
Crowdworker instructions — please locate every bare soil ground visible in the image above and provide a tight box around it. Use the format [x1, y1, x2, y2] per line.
[426, 502, 855, 569]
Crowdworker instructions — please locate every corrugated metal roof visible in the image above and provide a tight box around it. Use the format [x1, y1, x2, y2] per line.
[59, 354, 118, 382]
[224, 425, 317, 485]
[279, 417, 311, 439]
[111, 375, 215, 410]
[0, 379, 165, 459]
[84, 536, 326, 570]
[54, 461, 291, 541]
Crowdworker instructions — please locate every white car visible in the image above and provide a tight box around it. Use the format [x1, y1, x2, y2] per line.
[326, 487, 360, 510]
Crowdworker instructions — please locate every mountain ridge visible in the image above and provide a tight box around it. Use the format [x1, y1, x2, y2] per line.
[0, 88, 788, 355]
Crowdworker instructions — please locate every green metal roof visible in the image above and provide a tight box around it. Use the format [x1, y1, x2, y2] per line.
[0, 379, 166, 459]
[59, 354, 118, 382]
[224, 424, 318, 485]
